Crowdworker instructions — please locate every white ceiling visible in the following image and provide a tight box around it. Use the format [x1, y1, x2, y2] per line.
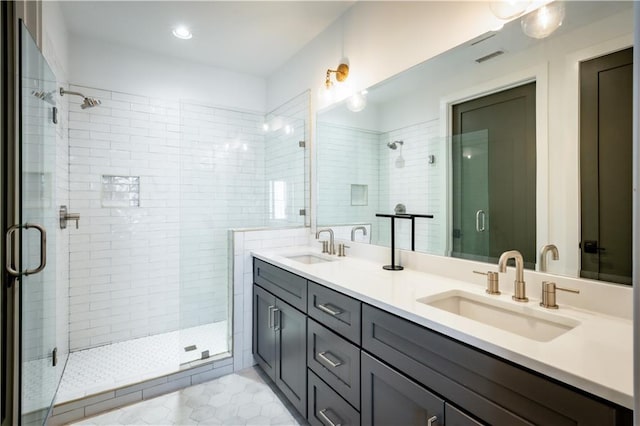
[60, 1, 355, 77]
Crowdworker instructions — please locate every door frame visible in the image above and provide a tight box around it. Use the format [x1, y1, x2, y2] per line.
[1, 2, 21, 425]
[439, 64, 548, 264]
[569, 35, 633, 278]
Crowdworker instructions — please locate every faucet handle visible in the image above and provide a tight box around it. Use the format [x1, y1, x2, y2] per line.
[318, 240, 329, 254]
[473, 270, 500, 295]
[540, 281, 580, 309]
[337, 244, 349, 257]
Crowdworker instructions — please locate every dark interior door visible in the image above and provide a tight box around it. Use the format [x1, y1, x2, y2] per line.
[452, 82, 537, 268]
[580, 47, 633, 285]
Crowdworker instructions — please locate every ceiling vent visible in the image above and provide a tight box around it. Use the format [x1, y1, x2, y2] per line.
[475, 50, 505, 64]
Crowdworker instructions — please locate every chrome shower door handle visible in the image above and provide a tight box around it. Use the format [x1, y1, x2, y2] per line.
[5, 225, 20, 276]
[475, 210, 486, 232]
[23, 223, 47, 276]
[5, 223, 47, 276]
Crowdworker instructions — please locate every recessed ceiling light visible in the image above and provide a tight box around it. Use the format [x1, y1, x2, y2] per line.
[172, 26, 192, 40]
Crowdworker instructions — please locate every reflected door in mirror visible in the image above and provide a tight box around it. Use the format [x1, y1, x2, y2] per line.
[580, 48, 633, 285]
[452, 83, 536, 268]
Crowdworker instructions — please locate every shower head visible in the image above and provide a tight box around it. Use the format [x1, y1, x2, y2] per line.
[59, 87, 101, 109]
[81, 97, 101, 109]
[387, 140, 404, 150]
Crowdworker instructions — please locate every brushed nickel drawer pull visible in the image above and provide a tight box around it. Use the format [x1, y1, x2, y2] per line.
[317, 303, 342, 316]
[427, 415, 438, 426]
[267, 305, 275, 329]
[317, 351, 342, 368]
[318, 408, 342, 426]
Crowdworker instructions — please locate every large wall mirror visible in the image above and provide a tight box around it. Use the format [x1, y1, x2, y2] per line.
[316, 1, 633, 284]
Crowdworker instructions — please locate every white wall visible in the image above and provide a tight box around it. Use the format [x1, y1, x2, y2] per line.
[266, 2, 503, 111]
[68, 36, 267, 113]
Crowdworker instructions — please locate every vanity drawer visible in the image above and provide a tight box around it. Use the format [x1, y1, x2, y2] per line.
[307, 318, 360, 409]
[308, 369, 360, 426]
[254, 258, 307, 312]
[446, 403, 485, 426]
[362, 304, 618, 425]
[308, 280, 361, 344]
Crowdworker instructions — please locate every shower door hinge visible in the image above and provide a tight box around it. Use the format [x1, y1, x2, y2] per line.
[299, 209, 306, 216]
[52, 347, 58, 367]
[298, 141, 305, 148]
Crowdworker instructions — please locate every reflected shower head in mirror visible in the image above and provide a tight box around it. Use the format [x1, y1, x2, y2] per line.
[59, 87, 102, 109]
[387, 141, 405, 168]
[387, 140, 403, 150]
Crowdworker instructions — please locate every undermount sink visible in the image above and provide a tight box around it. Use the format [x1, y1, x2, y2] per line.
[285, 253, 336, 265]
[417, 290, 580, 342]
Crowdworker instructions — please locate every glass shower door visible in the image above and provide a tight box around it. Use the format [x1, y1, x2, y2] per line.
[451, 130, 490, 262]
[17, 23, 59, 425]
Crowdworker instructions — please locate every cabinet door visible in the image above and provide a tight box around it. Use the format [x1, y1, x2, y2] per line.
[362, 352, 444, 426]
[275, 299, 307, 417]
[253, 284, 276, 379]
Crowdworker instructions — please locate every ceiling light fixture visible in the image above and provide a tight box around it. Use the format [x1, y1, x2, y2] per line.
[521, 1, 565, 39]
[172, 26, 193, 40]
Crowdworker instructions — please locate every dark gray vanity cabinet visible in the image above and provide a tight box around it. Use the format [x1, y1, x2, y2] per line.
[308, 369, 360, 426]
[252, 260, 308, 417]
[361, 352, 445, 426]
[362, 304, 626, 426]
[253, 258, 632, 426]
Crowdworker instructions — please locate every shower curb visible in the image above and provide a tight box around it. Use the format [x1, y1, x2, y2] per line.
[47, 355, 233, 425]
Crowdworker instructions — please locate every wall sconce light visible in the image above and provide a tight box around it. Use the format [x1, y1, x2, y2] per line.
[325, 63, 350, 89]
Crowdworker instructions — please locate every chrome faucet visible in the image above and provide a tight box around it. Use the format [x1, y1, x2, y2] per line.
[316, 228, 335, 255]
[539, 244, 559, 272]
[498, 250, 528, 302]
[350, 226, 367, 242]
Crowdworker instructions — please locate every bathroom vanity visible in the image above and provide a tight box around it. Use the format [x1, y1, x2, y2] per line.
[252, 250, 633, 426]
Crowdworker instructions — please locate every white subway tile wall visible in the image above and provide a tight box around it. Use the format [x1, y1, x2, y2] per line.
[317, 120, 445, 254]
[377, 119, 445, 253]
[67, 85, 309, 352]
[231, 227, 311, 372]
[178, 101, 266, 330]
[264, 91, 310, 227]
[316, 123, 381, 237]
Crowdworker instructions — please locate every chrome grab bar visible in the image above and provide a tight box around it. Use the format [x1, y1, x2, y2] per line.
[475, 210, 486, 232]
[5, 223, 47, 276]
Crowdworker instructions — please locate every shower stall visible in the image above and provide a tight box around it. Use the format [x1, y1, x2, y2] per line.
[5, 21, 308, 424]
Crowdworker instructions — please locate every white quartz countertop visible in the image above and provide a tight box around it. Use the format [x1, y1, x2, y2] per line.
[252, 246, 633, 409]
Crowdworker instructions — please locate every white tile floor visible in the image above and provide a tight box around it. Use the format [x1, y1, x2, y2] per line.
[71, 367, 305, 426]
[57, 321, 229, 403]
